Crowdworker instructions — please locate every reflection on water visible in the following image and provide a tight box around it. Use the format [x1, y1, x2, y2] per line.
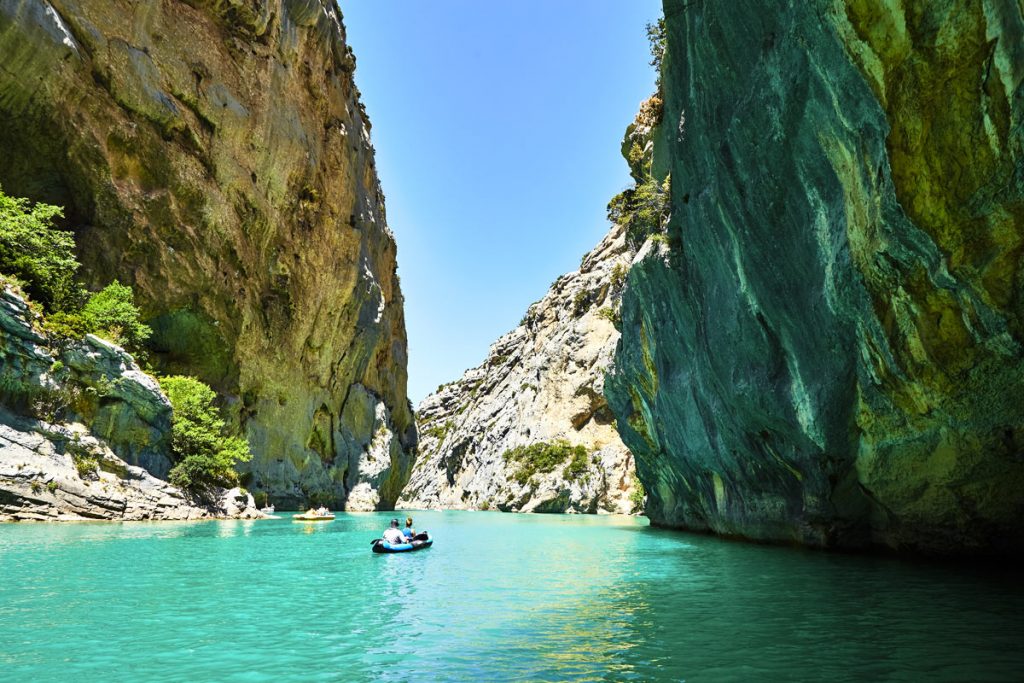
[1, 512, 1022, 682]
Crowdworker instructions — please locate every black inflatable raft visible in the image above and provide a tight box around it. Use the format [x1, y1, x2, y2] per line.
[371, 532, 433, 554]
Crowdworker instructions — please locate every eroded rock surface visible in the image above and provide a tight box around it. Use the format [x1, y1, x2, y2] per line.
[0, 0, 414, 508]
[399, 226, 639, 514]
[607, 0, 1024, 555]
[0, 287, 262, 521]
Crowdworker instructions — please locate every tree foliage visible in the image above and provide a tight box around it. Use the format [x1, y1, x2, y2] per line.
[42, 282, 152, 357]
[159, 375, 252, 491]
[81, 281, 152, 352]
[0, 185, 82, 312]
[608, 176, 671, 250]
[629, 472, 646, 513]
[646, 17, 667, 85]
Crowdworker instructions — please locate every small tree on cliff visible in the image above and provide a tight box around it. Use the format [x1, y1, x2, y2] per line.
[81, 281, 152, 354]
[608, 175, 670, 250]
[159, 376, 252, 491]
[646, 17, 667, 88]
[0, 185, 82, 312]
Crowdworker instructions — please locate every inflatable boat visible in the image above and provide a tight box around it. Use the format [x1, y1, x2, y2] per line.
[372, 532, 433, 554]
[293, 513, 335, 522]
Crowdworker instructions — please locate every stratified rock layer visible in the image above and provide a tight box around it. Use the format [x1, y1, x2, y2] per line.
[0, 287, 262, 521]
[399, 226, 639, 514]
[0, 1, 414, 508]
[607, 0, 1024, 555]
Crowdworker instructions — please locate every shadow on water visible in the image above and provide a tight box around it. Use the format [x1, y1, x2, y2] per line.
[2, 511, 1022, 682]
[581, 527, 1024, 681]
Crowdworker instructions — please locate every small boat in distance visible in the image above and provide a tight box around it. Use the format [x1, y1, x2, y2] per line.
[293, 513, 335, 522]
[293, 507, 334, 522]
[260, 505, 275, 515]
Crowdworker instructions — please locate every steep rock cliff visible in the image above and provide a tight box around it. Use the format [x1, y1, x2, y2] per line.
[0, 0, 414, 509]
[399, 226, 639, 514]
[607, 0, 1024, 555]
[0, 286, 261, 520]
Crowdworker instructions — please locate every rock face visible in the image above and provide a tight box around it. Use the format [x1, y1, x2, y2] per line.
[0, 414, 264, 521]
[607, 0, 1024, 555]
[0, 287, 262, 521]
[399, 226, 639, 514]
[1, 287, 173, 474]
[0, 0, 414, 509]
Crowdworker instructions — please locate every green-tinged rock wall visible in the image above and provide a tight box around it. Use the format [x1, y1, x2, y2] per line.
[607, 0, 1024, 555]
[0, 0, 415, 508]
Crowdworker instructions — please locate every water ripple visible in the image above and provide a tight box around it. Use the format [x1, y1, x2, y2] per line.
[1, 512, 1022, 682]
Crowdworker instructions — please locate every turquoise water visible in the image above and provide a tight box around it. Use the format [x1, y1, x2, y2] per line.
[1, 511, 1022, 682]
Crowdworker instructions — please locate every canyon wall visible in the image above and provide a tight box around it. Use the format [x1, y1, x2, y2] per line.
[607, 0, 1024, 554]
[400, 225, 639, 514]
[0, 0, 414, 508]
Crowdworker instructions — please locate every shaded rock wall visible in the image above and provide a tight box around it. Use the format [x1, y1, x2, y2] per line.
[607, 0, 1024, 555]
[0, 0, 414, 508]
[400, 225, 639, 514]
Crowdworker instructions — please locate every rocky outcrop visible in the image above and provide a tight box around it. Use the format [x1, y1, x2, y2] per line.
[399, 226, 639, 514]
[0, 287, 262, 521]
[1, 287, 173, 474]
[0, 0, 414, 509]
[607, 0, 1024, 555]
[0, 412, 264, 521]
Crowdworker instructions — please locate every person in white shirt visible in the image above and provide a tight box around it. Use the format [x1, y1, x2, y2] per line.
[382, 519, 407, 544]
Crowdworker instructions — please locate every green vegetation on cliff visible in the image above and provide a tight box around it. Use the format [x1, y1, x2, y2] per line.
[0, 186, 245, 493]
[607, 176, 670, 250]
[502, 440, 589, 486]
[0, 186, 80, 312]
[159, 376, 252, 491]
[1, 187, 151, 356]
[78, 282, 152, 352]
[46, 283, 152, 357]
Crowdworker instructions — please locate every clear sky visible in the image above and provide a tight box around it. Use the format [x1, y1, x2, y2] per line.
[340, 1, 662, 403]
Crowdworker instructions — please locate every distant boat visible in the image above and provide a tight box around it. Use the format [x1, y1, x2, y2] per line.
[260, 505, 275, 514]
[293, 512, 335, 522]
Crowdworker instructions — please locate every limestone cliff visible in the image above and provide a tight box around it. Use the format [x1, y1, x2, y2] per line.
[0, 1, 414, 509]
[607, 0, 1024, 555]
[399, 226, 639, 514]
[0, 286, 261, 521]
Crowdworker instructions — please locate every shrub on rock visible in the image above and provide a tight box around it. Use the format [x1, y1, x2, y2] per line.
[0, 185, 82, 312]
[159, 375, 251, 491]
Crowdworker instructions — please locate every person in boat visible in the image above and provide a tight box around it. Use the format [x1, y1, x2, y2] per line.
[382, 518, 408, 545]
[402, 517, 416, 539]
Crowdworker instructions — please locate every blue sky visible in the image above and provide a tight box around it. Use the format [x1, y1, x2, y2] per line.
[341, 1, 662, 403]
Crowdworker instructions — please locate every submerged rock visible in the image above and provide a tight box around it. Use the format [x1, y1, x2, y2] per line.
[399, 225, 640, 514]
[0, 1, 414, 509]
[607, 0, 1024, 555]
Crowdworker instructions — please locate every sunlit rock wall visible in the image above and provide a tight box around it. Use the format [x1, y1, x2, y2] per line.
[400, 225, 639, 515]
[0, 0, 415, 509]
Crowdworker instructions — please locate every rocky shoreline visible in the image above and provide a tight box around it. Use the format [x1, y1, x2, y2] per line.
[0, 410, 266, 523]
[0, 286, 265, 523]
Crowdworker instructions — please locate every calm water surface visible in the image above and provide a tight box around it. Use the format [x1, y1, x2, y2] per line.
[1, 511, 1021, 682]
